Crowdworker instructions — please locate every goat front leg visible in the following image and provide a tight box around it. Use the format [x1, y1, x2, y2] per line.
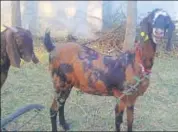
[127, 105, 135, 132]
[115, 100, 126, 132]
[50, 93, 59, 132]
[50, 89, 71, 131]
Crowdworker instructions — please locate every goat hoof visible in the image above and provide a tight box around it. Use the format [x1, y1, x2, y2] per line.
[61, 123, 70, 131]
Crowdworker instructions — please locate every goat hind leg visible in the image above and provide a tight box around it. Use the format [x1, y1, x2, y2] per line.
[50, 97, 58, 132]
[57, 89, 71, 130]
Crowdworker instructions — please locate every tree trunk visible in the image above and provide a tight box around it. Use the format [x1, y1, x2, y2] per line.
[22, 1, 38, 35]
[11, 1, 21, 27]
[74, 1, 89, 37]
[123, 1, 137, 51]
[102, 1, 112, 31]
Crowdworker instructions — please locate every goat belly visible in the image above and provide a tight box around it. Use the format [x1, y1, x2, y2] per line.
[58, 44, 126, 96]
[72, 62, 125, 96]
[73, 70, 109, 96]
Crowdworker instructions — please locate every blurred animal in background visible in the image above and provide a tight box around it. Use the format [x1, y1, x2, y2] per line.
[1, 25, 39, 88]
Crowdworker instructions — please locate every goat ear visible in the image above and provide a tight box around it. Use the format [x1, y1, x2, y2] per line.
[5, 30, 21, 68]
[166, 20, 175, 51]
[25, 29, 39, 64]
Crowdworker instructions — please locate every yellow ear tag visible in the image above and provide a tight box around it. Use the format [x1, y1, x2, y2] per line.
[141, 32, 145, 37]
[144, 35, 149, 41]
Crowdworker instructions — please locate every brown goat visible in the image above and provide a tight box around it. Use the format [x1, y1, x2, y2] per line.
[43, 9, 172, 131]
[1, 25, 39, 88]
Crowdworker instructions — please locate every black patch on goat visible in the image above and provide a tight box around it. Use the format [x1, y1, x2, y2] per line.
[127, 105, 134, 111]
[51, 64, 73, 86]
[86, 52, 135, 93]
[101, 66, 125, 93]
[52, 68, 67, 85]
[59, 64, 73, 74]
[115, 110, 124, 131]
[101, 52, 135, 93]
[78, 46, 98, 60]
[88, 69, 101, 88]
[86, 66, 125, 94]
[78, 46, 99, 72]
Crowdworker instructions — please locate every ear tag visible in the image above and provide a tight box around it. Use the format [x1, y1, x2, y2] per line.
[144, 35, 149, 41]
[140, 32, 145, 37]
[140, 32, 149, 42]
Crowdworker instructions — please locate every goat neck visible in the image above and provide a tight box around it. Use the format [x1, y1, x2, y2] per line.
[134, 35, 156, 75]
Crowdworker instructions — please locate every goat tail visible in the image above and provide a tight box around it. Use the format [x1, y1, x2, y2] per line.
[43, 29, 55, 53]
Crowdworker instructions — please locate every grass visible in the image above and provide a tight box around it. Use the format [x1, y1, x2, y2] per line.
[1, 45, 178, 131]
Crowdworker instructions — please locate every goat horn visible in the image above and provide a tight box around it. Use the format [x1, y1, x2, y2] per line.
[3, 24, 18, 33]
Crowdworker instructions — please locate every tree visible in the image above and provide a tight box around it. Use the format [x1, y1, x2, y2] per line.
[123, 1, 137, 51]
[73, 1, 89, 37]
[11, 1, 21, 27]
[22, 1, 38, 35]
[102, 1, 113, 31]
